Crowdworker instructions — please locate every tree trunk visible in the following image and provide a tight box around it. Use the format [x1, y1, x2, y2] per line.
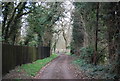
[93, 2, 99, 65]
[106, 2, 116, 63]
[114, 2, 120, 79]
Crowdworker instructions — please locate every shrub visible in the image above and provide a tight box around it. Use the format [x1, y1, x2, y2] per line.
[80, 46, 94, 63]
[80, 45, 106, 64]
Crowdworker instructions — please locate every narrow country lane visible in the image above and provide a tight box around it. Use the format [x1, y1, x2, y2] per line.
[34, 54, 88, 79]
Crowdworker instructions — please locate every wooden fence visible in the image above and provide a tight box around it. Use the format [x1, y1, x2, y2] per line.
[2, 44, 50, 75]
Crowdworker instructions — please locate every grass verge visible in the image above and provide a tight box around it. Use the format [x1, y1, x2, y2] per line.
[65, 52, 71, 55]
[18, 54, 58, 77]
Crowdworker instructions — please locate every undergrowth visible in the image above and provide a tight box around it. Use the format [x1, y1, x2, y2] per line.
[72, 55, 117, 79]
